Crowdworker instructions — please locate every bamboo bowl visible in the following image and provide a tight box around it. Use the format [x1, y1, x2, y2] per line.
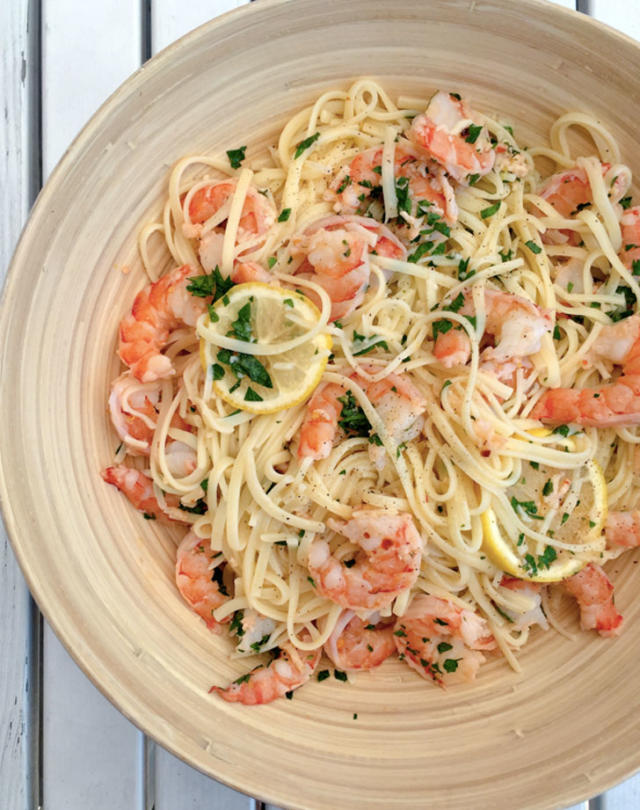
[2, 1, 640, 808]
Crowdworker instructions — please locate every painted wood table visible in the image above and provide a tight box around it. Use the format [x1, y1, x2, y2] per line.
[2, 1, 640, 808]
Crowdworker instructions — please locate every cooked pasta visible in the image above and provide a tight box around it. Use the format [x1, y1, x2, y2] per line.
[104, 79, 640, 703]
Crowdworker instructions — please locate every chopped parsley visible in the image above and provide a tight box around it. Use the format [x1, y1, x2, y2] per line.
[395, 175, 412, 216]
[443, 658, 460, 673]
[317, 670, 330, 682]
[278, 208, 292, 222]
[337, 391, 371, 437]
[216, 349, 273, 388]
[352, 330, 389, 356]
[525, 240, 542, 254]
[437, 642, 453, 654]
[480, 201, 501, 219]
[334, 670, 348, 682]
[620, 196, 632, 210]
[522, 545, 557, 576]
[178, 499, 207, 515]
[294, 132, 320, 159]
[510, 496, 543, 520]
[244, 387, 263, 402]
[226, 146, 247, 169]
[336, 175, 351, 194]
[230, 301, 253, 341]
[465, 124, 483, 144]
[457, 257, 475, 281]
[542, 479, 553, 497]
[211, 363, 225, 381]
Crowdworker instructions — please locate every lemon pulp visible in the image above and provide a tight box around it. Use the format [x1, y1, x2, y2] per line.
[198, 282, 332, 414]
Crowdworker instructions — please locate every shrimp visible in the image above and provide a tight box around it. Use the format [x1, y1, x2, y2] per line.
[324, 611, 396, 671]
[119, 264, 208, 383]
[292, 215, 406, 322]
[298, 368, 426, 465]
[332, 141, 458, 224]
[109, 372, 197, 476]
[531, 314, 640, 427]
[297, 382, 346, 460]
[183, 180, 276, 247]
[621, 206, 640, 274]
[563, 563, 623, 638]
[394, 594, 496, 686]
[538, 163, 630, 245]
[175, 530, 229, 632]
[101, 464, 186, 523]
[499, 576, 548, 631]
[211, 634, 321, 704]
[306, 508, 423, 611]
[433, 289, 553, 376]
[408, 91, 496, 184]
[604, 510, 640, 548]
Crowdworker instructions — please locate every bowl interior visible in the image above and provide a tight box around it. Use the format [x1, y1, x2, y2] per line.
[2, 1, 640, 808]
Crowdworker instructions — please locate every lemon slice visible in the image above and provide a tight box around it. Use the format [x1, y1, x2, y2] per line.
[198, 283, 332, 414]
[482, 458, 607, 582]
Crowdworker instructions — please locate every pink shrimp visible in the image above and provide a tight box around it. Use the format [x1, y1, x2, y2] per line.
[604, 510, 640, 548]
[101, 464, 186, 524]
[297, 382, 345, 460]
[332, 141, 458, 224]
[563, 563, 623, 638]
[532, 314, 640, 427]
[394, 594, 496, 687]
[119, 264, 208, 383]
[433, 289, 553, 376]
[297, 368, 426, 464]
[621, 206, 640, 274]
[408, 91, 496, 184]
[538, 163, 630, 245]
[188, 180, 276, 276]
[108, 372, 196, 476]
[211, 634, 321, 704]
[499, 576, 548, 631]
[323, 611, 396, 671]
[187, 180, 275, 237]
[292, 215, 406, 322]
[175, 530, 229, 632]
[306, 508, 423, 611]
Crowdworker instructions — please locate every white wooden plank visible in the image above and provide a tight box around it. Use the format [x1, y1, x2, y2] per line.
[155, 747, 255, 810]
[0, 0, 37, 807]
[151, 0, 250, 53]
[600, 774, 640, 809]
[41, 0, 143, 177]
[42, 632, 142, 810]
[40, 2, 144, 808]
[591, 0, 640, 42]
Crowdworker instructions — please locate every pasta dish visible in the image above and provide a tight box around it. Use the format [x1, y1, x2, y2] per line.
[103, 79, 640, 704]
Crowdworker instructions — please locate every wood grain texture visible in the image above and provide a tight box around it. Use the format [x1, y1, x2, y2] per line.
[0, 1, 36, 808]
[39, 2, 146, 805]
[2, 2, 640, 809]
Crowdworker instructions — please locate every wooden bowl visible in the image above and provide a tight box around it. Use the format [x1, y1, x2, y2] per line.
[2, 1, 640, 807]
